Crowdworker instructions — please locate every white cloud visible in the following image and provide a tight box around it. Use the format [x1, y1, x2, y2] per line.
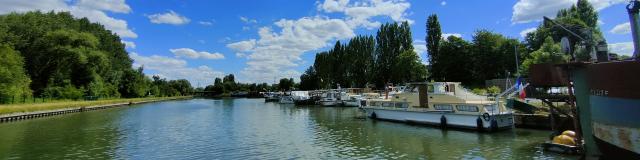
[148, 10, 190, 25]
[70, 6, 138, 38]
[0, 0, 137, 38]
[76, 0, 131, 13]
[442, 33, 462, 38]
[412, 41, 429, 65]
[343, 0, 413, 28]
[441, 1, 446, 6]
[236, 17, 354, 83]
[242, 26, 251, 31]
[227, 39, 257, 53]
[169, 48, 225, 60]
[0, 0, 69, 14]
[610, 22, 631, 34]
[511, 0, 626, 24]
[318, 0, 349, 12]
[130, 52, 224, 86]
[240, 16, 257, 23]
[122, 40, 136, 49]
[608, 42, 634, 56]
[232, 0, 413, 83]
[520, 27, 537, 38]
[317, 0, 413, 29]
[198, 21, 213, 26]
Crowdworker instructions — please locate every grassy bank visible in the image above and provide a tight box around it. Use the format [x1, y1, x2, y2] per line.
[0, 96, 192, 116]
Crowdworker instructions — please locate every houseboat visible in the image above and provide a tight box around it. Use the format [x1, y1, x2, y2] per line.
[362, 82, 514, 131]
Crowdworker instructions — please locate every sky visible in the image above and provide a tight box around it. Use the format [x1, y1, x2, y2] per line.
[0, 0, 635, 87]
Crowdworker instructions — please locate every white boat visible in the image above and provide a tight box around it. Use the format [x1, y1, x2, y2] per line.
[342, 95, 363, 107]
[362, 82, 514, 131]
[264, 92, 280, 102]
[279, 95, 294, 104]
[319, 90, 341, 106]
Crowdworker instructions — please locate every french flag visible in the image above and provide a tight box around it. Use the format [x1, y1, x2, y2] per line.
[515, 77, 526, 100]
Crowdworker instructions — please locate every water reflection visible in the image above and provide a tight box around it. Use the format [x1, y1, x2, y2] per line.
[0, 98, 575, 159]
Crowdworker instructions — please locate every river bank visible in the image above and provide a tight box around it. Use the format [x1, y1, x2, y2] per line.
[0, 96, 192, 122]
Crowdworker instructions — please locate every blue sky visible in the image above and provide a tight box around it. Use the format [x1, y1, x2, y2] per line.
[1, 0, 634, 87]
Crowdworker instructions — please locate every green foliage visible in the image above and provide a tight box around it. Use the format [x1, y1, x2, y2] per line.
[433, 36, 472, 82]
[0, 11, 192, 99]
[487, 86, 501, 95]
[426, 14, 441, 69]
[374, 22, 416, 87]
[471, 86, 501, 95]
[301, 22, 424, 90]
[524, 0, 604, 62]
[471, 88, 487, 95]
[279, 78, 295, 91]
[0, 44, 32, 98]
[299, 66, 320, 90]
[520, 37, 568, 75]
[43, 81, 84, 100]
[431, 29, 524, 85]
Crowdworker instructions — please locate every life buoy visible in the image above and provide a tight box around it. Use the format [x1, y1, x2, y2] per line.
[482, 113, 491, 121]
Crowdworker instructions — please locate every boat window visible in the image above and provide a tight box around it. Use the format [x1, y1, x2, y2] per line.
[484, 105, 497, 113]
[395, 102, 408, 108]
[456, 105, 478, 112]
[434, 104, 453, 111]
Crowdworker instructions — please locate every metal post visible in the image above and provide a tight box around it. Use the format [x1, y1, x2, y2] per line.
[627, 0, 640, 59]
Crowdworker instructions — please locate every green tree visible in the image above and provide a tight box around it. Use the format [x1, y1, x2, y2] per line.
[0, 44, 32, 98]
[426, 14, 442, 79]
[299, 66, 320, 90]
[436, 36, 473, 83]
[374, 21, 414, 87]
[520, 37, 568, 75]
[525, 0, 603, 61]
[278, 78, 294, 91]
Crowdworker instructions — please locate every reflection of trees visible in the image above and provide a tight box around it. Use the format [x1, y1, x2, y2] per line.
[0, 110, 121, 159]
[306, 107, 557, 159]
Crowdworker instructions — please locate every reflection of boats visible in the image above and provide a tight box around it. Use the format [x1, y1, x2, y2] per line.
[362, 82, 514, 131]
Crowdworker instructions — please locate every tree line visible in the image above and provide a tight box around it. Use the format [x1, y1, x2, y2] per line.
[0, 11, 193, 100]
[202, 74, 295, 95]
[427, 0, 608, 87]
[300, 22, 427, 90]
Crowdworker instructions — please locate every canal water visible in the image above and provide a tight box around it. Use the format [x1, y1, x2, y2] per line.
[0, 98, 576, 159]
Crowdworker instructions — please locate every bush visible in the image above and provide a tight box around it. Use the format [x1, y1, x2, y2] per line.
[471, 88, 487, 95]
[487, 86, 501, 95]
[43, 85, 84, 100]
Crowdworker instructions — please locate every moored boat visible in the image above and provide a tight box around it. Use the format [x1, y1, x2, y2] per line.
[362, 82, 514, 131]
[319, 90, 344, 106]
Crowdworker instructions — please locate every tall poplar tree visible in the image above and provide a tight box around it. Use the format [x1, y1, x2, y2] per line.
[426, 14, 442, 80]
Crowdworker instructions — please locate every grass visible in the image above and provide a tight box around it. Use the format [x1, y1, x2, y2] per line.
[0, 96, 192, 116]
